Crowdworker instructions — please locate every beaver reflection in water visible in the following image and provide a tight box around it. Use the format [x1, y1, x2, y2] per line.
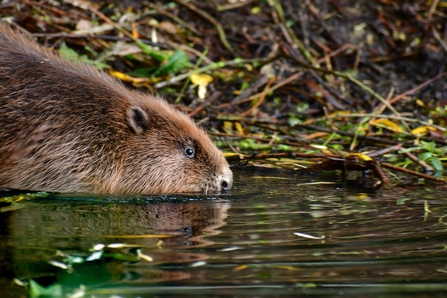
[0, 23, 233, 194]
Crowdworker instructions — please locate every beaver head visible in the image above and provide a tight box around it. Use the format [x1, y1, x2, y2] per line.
[108, 94, 234, 194]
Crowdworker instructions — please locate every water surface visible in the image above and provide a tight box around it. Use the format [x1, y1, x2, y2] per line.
[1, 167, 447, 297]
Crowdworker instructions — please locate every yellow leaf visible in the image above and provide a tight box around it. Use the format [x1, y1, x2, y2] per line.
[108, 69, 132, 81]
[108, 69, 148, 83]
[223, 121, 233, 134]
[275, 266, 300, 271]
[251, 6, 261, 14]
[329, 111, 352, 117]
[235, 122, 244, 135]
[353, 193, 369, 200]
[345, 153, 373, 162]
[190, 73, 213, 86]
[131, 23, 139, 39]
[233, 265, 248, 271]
[411, 125, 437, 136]
[370, 119, 404, 133]
[223, 152, 238, 157]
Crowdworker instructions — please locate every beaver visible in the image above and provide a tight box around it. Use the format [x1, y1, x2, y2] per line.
[0, 23, 233, 194]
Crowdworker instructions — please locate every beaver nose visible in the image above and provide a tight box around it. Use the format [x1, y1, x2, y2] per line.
[219, 169, 233, 191]
[221, 180, 229, 191]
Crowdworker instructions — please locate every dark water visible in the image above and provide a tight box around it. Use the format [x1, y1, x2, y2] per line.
[1, 167, 447, 297]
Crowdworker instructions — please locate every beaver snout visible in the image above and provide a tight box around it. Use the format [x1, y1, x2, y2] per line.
[218, 169, 233, 192]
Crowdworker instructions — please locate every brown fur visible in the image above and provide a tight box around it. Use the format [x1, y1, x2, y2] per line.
[0, 23, 232, 194]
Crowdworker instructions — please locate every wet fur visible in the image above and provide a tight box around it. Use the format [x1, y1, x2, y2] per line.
[0, 22, 232, 194]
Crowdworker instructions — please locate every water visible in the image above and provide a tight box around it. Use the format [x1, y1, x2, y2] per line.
[1, 167, 447, 297]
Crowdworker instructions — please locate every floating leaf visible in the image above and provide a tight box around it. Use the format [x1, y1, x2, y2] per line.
[86, 251, 103, 261]
[48, 260, 69, 270]
[30, 280, 62, 298]
[0, 203, 26, 213]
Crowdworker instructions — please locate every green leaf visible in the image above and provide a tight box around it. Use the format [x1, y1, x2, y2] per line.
[135, 40, 171, 61]
[296, 103, 309, 113]
[59, 42, 80, 61]
[128, 67, 156, 78]
[343, 68, 358, 77]
[288, 115, 302, 127]
[152, 50, 191, 77]
[30, 280, 62, 298]
[108, 253, 139, 262]
[59, 42, 108, 69]
[89, 60, 110, 70]
[420, 141, 436, 153]
[430, 156, 443, 171]
[396, 197, 410, 205]
[418, 152, 432, 161]
[240, 81, 250, 92]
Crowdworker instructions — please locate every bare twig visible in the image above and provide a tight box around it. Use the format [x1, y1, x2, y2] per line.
[428, 0, 440, 21]
[150, 3, 201, 36]
[381, 163, 447, 183]
[32, 32, 171, 48]
[176, 0, 237, 57]
[403, 152, 434, 172]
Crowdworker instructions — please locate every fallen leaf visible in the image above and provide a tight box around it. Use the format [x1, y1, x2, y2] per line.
[370, 119, 404, 133]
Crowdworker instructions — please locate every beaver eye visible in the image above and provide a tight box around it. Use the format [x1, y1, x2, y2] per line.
[185, 146, 195, 158]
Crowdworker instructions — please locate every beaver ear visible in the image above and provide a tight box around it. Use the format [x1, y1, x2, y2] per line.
[127, 106, 149, 134]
